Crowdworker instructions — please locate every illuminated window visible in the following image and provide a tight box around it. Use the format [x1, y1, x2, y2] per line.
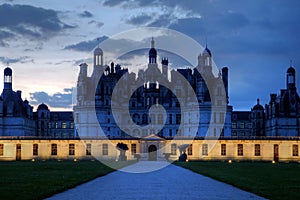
[255, 144, 261, 156]
[131, 144, 136, 155]
[238, 144, 243, 156]
[51, 144, 57, 156]
[48, 122, 51, 129]
[69, 144, 75, 156]
[188, 144, 193, 155]
[171, 143, 177, 155]
[86, 144, 91, 155]
[0, 144, 3, 156]
[102, 144, 108, 155]
[70, 122, 74, 129]
[55, 122, 58, 129]
[202, 144, 208, 156]
[293, 145, 299, 156]
[33, 144, 38, 156]
[221, 144, 226, 156]
[62, 122, 67, 129]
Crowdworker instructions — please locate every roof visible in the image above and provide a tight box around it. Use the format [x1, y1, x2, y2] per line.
[37, 103, 49, 110]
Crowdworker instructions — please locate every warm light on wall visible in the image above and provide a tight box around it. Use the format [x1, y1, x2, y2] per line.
[228, 160, 232, 164]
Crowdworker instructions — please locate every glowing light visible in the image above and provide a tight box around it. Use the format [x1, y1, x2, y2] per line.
[74, 159, 78, 162]
[228, 160, 232, 164]
[31, 159, 35, 162]
[186, 159, 189, 162]
[272, 160, 276, 164]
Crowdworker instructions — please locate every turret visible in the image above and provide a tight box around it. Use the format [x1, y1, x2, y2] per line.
[222, 67, 229, 103]
[161, 57, 168, 80]
[149, 37, 157, 64]
[4, 67, 12, 90]
[287, 66, 296, 90]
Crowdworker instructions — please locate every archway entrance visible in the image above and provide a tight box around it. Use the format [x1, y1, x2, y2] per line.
[148, 145, 157, 161]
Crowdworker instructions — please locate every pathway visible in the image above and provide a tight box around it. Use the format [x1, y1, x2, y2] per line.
[48, 161, 265, 200]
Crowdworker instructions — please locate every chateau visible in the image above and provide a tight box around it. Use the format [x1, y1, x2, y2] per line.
[0, 38, 299, 162]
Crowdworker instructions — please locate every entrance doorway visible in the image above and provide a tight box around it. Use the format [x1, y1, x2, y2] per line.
[148, 145, 157, 161]
[274, 144, 279, 162]
[16, 144, 21, 161]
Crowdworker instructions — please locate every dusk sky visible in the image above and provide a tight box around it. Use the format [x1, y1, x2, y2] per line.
[0, 0, 299, 111]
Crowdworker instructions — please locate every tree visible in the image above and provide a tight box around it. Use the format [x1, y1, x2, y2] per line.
[116, 143, 128, 161]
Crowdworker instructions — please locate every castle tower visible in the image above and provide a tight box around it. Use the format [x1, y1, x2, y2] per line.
[161, 57, 168, 80]
[149, 37, 157, 64]
[4, 67, 12, 91]
[251, 98, 265, 136]
[287, 65, 296, 90]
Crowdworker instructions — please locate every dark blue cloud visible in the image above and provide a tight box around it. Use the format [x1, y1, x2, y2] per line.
[0, 3, 75, 41]
[64, 36, 108, 52]
[29, 88, 73, 109]
[0, 56, 34, 64]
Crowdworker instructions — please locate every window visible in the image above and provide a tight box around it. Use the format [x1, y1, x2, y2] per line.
[150, 114, 155, 124]
[107, 127, 110, 132]
[232, 122, 237, 129]
[238, 144, 243, 156]
[70, 122, 74, 129]
[55, 122, 58, 129]
[176, 114, 180, 124]
[0, 144, 3, 156]
[255, 144, 261, 156]
[221, 144, 226, 156]
[220, 112, 225, 123]
[33, 144, 38, 156]
[214, 112, 216, 123]
[131, 144, 137, 155]
[232, 131, 237, 136]
[69, 144, 75, 156]
[158, 114, 163, 125]
[213, 128, 217, 137]
[169, 114, 172, 124]
[239, 122, 245, 129]
[102, 144, 108, 155]
[107, 118, 110, 123]
[62, 122, 67, 129]
[188, 145, 193, 155]
[86, 144, 91, 155]
[51, 144, 57, 156]
[142, 114, 148, 124]
[76, 113, 79, 123]
[171, 143, 177, 155]
[202, 144, 208, 156]
[169, 129, 172, 137]
[293, 145, 299, 156]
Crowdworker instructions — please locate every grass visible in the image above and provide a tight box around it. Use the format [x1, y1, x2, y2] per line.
[0, 160, 134, 200]
[174, 161, 300, 200]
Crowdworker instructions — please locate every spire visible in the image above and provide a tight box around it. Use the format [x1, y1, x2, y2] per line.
[151, 37, 155, 48]
[257, 98, 260, 105]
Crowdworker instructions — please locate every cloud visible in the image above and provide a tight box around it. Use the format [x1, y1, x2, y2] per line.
[0, 3, 75, 42]
[64, 36, 108, 52]
[29, 88, 73, 109]
[0, 56, 34, 64]
[88, 20, 104, 28]
[79, 10, 93, 18]
[126, 14, 153, 25]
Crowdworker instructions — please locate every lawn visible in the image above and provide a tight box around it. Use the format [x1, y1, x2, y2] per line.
[0, 160, 134, 200]
[175, 161, 300, 200]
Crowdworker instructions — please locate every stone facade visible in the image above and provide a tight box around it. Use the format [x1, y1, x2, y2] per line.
[74, 38, 232, 138]
[0, 136, 299, 162]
